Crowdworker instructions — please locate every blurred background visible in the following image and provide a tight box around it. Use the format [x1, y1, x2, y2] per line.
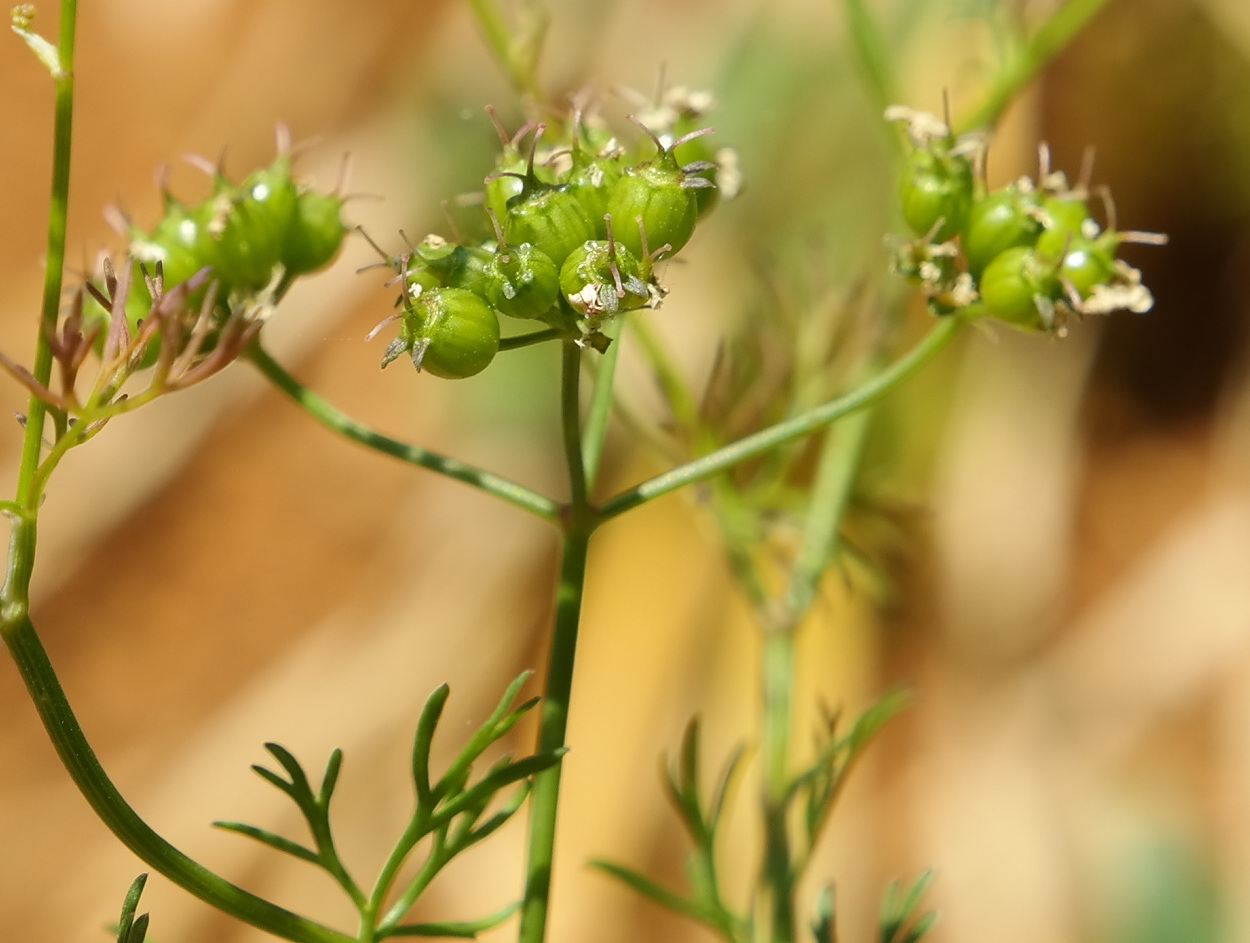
[1, 0, 1248, 941]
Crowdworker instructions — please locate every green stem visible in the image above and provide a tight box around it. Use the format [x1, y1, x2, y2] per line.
[247, 343, 560, 522]
[599, 316, 962, 521]
[2, 617, 353, 943]
[463, 0, 514, 79]
[558, 339, 589, 511]
[463, 0, 547, 103]
[518, 340, 595, 943]
[785, 391, 877, 623]
[580, 319, 623, 493]
[839, 0, 898, 117]
[3, 0, 77, 624]
[757, 402, 876, 943]
[14, 0, 75, 510]
[500, 327, 564, 352]
[958, 0, 1112, 132]
[759, 628, 796, 943]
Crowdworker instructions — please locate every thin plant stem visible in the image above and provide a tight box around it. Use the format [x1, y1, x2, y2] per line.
[785, 389, 877, 623]
[2, 617, 355, 943]
[757, 401, 876, 942]
[958, 0, 1112, 132]
[580, 319, 623, 492]
[501, 326, 564, 351]
[3, 0, 77, 627]
[839, 0, 898, 117]
[465, 0, 517, 79]
[759, 626, 797, 943]
[599, 316, 962, 521]
[558, 338, 589, 511]
[518, 339, 595, 943]
[463, 0, 547, 103]
[247, 343, 560, 523]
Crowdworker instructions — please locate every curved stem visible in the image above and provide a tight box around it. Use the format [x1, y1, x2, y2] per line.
[518, 339, 595, 943]
[598, 316, 962, 521]
[958, 0, 1112, 132]
[247, 343, 560, 523]
[2, 616, 354, 943]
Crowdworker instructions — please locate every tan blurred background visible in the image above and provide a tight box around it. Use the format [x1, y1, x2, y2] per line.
[2, 0, 1249, 941]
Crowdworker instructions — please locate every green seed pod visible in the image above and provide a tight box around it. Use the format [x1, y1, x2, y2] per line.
[607, 122, 712, 261]
[1055, 234, 1118, 299]
[978, 245, 1061, 330]
[137, 197, 214, 287]
[961, 185, 1043, 278]
[485, 242, 560, 321]
[559, 230, 650, 319]
[203, 158, 299, 291]
[495, 123, 599, 269]
[1035, 194, 1095, 259]
[95, 199, 220, 368]
[899, 147, 975, 243]
[399, 287, 500, 379]
[282, 189, 347, 276]
[401, 236, 494, 298]
[504, 184, 598, 271]
[565, 140, 622, 240]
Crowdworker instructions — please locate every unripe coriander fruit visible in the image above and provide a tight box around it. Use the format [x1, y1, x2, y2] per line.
[607, 141, 702, 261]
[404, 287, 500, 379]
[105, 201, 219, 368]
[504, 187, 597, 271]
[899, 147, 974, 243]
[962, 187, 1043, 278]
[566, 150, 622, 241]
[1035, 194, 1097, 260]
[559, 235, 650, 319]
[282, 190, 347, 276]
[1055, 235, 1118, 299]
[978, 245, 1061, 330]
[206, 159, 300, 290]
[403, 237, 494, 297]
[137, 198, 213, 288]
[486, 242, 560, 321]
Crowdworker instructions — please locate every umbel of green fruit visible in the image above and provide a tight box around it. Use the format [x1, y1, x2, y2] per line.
[885, 104, 1166, 335]
[371, 91, 738, 380]
[89, 147, 348, 367]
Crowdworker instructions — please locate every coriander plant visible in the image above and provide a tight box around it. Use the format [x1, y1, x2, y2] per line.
[0, 1, 1163, 942]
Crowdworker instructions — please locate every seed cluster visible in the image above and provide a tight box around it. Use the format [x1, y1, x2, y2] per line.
[90, 147, 348, 365]
[887, 106, 1164, 335]
[372, 90, 735, 379]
